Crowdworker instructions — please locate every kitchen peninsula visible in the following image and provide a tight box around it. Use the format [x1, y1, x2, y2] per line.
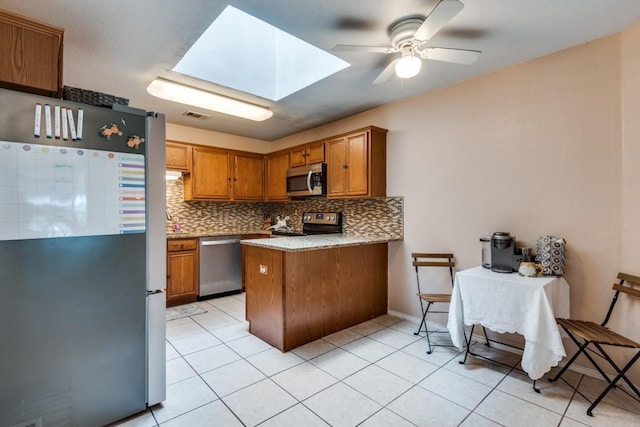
[241, 235, 390, 351]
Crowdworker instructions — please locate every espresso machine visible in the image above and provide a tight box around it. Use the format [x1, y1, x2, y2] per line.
[487, 232, 523, 273]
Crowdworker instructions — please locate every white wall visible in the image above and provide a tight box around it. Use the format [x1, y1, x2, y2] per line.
[621, 25, 640, 275]
[166, 122, 268, 153]
[619, 22, 640, 354]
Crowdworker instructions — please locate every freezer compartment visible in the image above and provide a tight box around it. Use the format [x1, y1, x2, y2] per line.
[199, 236, 243, 297]
[0, 235, 147, 427]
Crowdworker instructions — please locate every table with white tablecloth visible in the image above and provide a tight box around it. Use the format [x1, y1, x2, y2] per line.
[447, 266, 571, 380]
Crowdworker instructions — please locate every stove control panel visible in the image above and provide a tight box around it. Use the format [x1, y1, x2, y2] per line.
[302, 212, 341, 225]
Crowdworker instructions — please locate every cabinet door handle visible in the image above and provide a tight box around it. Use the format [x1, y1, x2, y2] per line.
[343, 164, 348, 169]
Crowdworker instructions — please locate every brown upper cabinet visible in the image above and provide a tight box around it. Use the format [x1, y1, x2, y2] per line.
[233, 152, 265, 201]
[182, 145, 264, 201]
[289, 141, 325, 168]
[184, 146, 231, 200]
[166, 141, 191, 172]
[266, 150, 290, 201]
[325, 126, 387, 198]
[0, 10, 64, 97]
[166, 125, 386, 202]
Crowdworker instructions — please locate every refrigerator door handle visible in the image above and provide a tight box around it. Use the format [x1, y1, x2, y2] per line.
[146, 291, 166, 406]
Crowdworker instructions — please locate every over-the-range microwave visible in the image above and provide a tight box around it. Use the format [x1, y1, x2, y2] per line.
[286, 162, 326, 198]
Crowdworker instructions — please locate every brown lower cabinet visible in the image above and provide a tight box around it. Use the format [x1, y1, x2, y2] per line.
[243, 243, 388, 351]
[166, 239, 199, 307]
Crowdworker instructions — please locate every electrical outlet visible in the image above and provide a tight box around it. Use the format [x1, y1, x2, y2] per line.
[259, 265, 268, 275]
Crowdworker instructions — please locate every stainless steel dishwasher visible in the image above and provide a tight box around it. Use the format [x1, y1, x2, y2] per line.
[199, 235, 242, 298]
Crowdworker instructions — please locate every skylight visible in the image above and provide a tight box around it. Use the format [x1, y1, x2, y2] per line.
[172, 6, 349, 102]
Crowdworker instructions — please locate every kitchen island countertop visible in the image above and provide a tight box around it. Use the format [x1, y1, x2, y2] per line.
[166, 230, 270, 240]
[240, 234, 397, 252]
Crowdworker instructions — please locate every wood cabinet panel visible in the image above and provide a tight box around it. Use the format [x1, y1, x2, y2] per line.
[326, 136, 348, 195]
[266, 150, 290, 201]
[243, 245, 284, 350]
[289, 147, 307, 168]
[166, 141, 191, 172]
[233, 152, 264, 200]
[167, 239, 197, 252]
[326, 126, 387, 198]
[244, 243, 388, 351]
[0, 10, 64, 97]
[184, 146, 231, 200]
[306, 142, 325, 164]
[284, 249, 340, 346]
[344, 132, 369, 196]
[289, 141, 324, 168]
[166, 239, 199, 307]
[181, 145, 265, 201]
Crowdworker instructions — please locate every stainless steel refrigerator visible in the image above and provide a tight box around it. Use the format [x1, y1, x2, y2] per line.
[0, 88, 166, 426]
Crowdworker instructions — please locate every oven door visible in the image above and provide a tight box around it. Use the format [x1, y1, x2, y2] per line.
[286, 163, 326, 197]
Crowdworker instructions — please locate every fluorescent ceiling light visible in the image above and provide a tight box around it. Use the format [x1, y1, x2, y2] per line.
[172, 6, 349, 101]
[147, 78, 273, 121]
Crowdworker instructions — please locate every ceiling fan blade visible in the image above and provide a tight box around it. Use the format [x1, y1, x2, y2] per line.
[422, 47, 481, 64]
[332, 44, 395, 54]
[413, 0, 464, 41]
[372, 58, 401, 85]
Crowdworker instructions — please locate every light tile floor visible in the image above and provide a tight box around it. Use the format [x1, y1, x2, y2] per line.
[112, 293, 640, 426]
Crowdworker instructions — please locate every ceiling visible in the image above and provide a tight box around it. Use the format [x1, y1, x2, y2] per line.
[2, 1, 640, 141]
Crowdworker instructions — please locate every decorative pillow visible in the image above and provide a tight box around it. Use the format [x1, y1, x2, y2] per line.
[536, 236, 566, 276]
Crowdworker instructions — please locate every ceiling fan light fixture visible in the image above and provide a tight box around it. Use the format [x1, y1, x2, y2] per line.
[395, 53, 422, 79]
[146, 78, 273, 121]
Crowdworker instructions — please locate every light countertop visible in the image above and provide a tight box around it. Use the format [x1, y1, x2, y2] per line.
[240, 234, 395, 252]
[166, 230, 269, 240]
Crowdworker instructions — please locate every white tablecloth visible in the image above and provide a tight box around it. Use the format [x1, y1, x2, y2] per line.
[447, 266, 570, 380]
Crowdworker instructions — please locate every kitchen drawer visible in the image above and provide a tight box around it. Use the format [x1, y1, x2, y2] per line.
[167, 239, 197, 252]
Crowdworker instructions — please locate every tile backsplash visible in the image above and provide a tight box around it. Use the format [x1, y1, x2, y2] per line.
[166, 178, 403, 239]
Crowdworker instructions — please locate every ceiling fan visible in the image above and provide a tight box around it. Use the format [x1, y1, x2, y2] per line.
[332, 0, 481, 84]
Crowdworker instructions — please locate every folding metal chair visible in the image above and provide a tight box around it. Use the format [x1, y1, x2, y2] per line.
[412, 253, 457, 354]
[549, 272, 640, 416]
